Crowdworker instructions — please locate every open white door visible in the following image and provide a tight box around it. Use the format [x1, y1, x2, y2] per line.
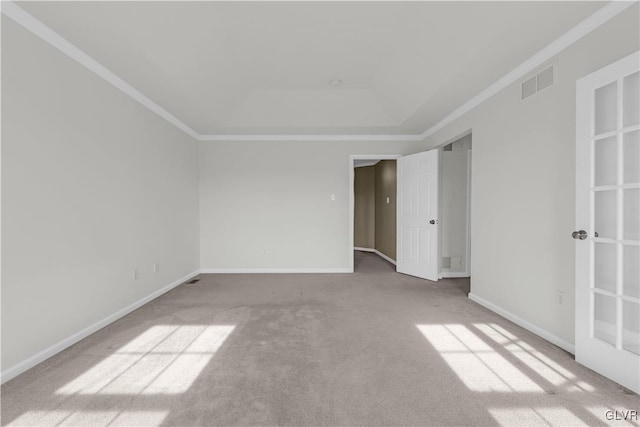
[575, 51, 639, 394]
[396, 150, 439, 281]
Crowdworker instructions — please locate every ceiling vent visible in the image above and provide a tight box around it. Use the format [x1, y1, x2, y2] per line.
[521, 64, 555, 101]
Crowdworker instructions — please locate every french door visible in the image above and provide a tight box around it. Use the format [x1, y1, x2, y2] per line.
[396, 150, 439, 281]
[575, 51, 639, 393]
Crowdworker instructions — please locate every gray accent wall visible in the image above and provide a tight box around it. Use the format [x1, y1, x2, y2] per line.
[354, 166, 375, 249]
[374, 160, 397, 261]
[353, 161, 397, 261]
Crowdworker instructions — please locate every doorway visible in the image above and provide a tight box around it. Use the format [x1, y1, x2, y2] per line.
[349, 155, 401, 272]
[349, 144, 472, 280]
[439, 133, 473, 278]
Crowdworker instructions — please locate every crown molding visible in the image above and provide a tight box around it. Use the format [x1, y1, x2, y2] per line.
[1, 1, 199, 140]
[197, 133, 422, 142]
[419, 0, 637, 141]
[2, 1, 635, 143]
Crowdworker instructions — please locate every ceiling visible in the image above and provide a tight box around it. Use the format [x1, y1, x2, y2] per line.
[16, 1, 607, 137]
[354, 159, 381, 168]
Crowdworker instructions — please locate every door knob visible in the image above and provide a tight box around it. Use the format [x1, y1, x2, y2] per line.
[430, 219, 436, 225]
[572, 230, 588, 240]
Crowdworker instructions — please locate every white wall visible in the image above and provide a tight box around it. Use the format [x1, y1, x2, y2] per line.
[1, 17, 200, 373]
[421, 5, 640, 348]
[441, 135, 471, 274]
[3, 2, 638, 380]
[199, 140, 421, 271]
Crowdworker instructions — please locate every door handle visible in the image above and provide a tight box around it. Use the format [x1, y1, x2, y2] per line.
[572, 230, 588, 240]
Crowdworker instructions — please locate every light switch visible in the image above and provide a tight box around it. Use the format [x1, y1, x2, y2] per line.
[386, 197, 390, 204]
[331, 194, 336, 201]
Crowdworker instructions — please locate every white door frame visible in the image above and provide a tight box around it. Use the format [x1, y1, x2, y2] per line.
[349, 154, 402, 273]
[466, 149, 472, 276]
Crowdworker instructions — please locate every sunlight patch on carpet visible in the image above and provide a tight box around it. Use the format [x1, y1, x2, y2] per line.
[416, 324, 543, 392]
[56, 325, 235, 395]
[6, 410, 168, 426]
[471, 323, 595, 392]
[489, 407, 587, 426]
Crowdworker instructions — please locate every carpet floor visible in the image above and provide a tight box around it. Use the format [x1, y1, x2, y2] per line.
[2, 251, 639, 426]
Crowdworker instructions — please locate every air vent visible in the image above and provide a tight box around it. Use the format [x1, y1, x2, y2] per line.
[521, 76, 537, 100]
[521, 64, 555, 101]
[537, 65, 554, 91]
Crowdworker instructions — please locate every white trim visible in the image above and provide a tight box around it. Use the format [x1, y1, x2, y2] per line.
[1, 1, 199, 140]
[0, 0, 4, 388]
[350, 154, 403, 160]
[349, 154, 403, 273]
[2, 1, 632, 143]
[466, 149, 472, 276]
[200, 268, 350, 274]
[198, 134, 421, 142]
[374, 249, 396, 266]
[354, 247, 397, 266]
[468, 293, 575, 354]
[420, 1, 634, 141]
[440, 272, 470, 278]
[0, 270, 200, 384]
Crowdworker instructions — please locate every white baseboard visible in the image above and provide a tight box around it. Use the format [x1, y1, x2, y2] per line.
[373, 250, 396, 266]
[440, 271, 470, 278]
[354, 247, 396, 266]
[0, 270, 200, 384]
[200, 268, 351, 274]
[354, 247, 375, 253]
[468, 292, 575, 354]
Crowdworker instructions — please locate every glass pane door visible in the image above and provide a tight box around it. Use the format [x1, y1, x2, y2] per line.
[591, 71, 640, 356]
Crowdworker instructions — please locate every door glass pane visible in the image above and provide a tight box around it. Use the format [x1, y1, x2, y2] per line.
[595, 136, 617, 186]
[622, 301, 640, 355]
[624, 130, 640, 184]
[594, 243, 617, 292]
[595, 81, 618, 135]
[594, 293, 616, 346]
[624, 245, 640, 298]
[623, 71, 640, 127]
[594, 190, 617, 239]
[624, 189, 640, 241]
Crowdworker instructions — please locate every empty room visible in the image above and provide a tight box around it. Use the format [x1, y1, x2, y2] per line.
[2, 1, 640, 426]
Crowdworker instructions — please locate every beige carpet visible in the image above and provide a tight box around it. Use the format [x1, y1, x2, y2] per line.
[2, 251, 639, 426]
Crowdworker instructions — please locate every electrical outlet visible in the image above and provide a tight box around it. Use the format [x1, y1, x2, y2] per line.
[557, 291, 565, 305]
[133, 269, 139, 281]
[263, 248, 268, 255]
[153, 262, 159, 273]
